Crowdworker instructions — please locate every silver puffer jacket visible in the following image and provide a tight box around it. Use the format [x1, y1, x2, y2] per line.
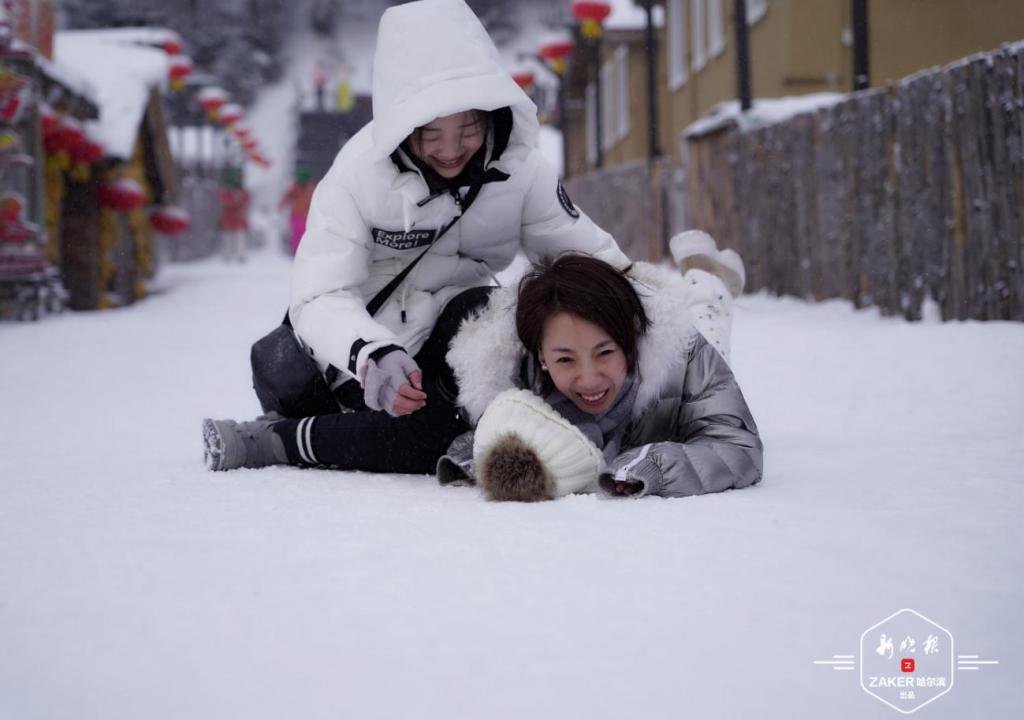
[439, 262, 764, 498]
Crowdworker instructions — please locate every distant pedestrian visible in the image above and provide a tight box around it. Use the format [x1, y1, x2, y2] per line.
[219, 168, 250, 263]
[278, 165, 316, 255]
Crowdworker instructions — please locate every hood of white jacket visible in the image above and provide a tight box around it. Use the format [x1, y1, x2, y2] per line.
[447, 262, 701, 424]
[370, 0, 539, 161]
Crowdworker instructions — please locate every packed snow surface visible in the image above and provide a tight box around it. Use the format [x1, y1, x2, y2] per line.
[1, 249, 1021, 719]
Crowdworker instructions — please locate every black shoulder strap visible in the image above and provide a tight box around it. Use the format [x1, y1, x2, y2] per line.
[365, 173, 490, 317]
[364, 238, 437, 316]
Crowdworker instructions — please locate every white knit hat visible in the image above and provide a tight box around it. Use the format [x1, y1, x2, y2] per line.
[473, 389, 603, 501]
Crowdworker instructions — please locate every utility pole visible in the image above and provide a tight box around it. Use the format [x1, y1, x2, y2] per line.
[592, 33, 603, 169]
[642, 0, 661, 159]
[734, 0, 752, 111]
[852, 0, 870, 90]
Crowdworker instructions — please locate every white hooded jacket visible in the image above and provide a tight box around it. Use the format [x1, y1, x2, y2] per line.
[289, 0, 628, 383]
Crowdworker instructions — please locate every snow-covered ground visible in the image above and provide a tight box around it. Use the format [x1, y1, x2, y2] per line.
[1, 247, 1022, 719]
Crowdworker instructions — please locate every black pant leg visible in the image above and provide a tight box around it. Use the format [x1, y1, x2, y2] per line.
[272, 286, 494, 473]
[274, 400, 467, 474]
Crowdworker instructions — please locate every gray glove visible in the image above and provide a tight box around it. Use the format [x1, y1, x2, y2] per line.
[598, 444, 663, 497]
[361, 349, 421, 416]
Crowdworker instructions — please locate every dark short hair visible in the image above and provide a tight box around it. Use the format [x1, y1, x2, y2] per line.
[515, 254, 649, 385]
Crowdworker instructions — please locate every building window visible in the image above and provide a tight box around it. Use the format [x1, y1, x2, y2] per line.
[586, 81, 597, 164]
[615, 45, 630, 141]
[667, 0, 687, 90]
[691, 0, 706, 71]
[747, 0, 768, 25]
[708, 0, 725, 58]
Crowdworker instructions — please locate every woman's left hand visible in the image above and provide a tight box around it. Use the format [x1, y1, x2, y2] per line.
[614, 481, 642, 496]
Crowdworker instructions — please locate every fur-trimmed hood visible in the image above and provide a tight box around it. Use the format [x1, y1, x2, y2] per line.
[447, 262, 700, 424]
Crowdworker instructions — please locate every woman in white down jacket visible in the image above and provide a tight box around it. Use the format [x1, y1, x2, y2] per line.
[438, 254, 763, 500]
[202, 0, 629, 473]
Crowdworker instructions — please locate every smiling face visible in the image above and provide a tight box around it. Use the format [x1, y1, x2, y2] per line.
[407, 110, 485, 178]
[539, 311, 628, 416]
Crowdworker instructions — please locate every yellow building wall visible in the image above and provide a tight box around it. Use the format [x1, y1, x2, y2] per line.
[870, 0, 1024, 84]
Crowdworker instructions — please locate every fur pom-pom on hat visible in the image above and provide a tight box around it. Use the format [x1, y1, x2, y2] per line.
[478, 434, 552, 501]
[473, 389, 603, 502]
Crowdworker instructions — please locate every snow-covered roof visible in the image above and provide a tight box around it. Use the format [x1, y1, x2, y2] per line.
[59, 27, 182, 48]
[53, 30, 170, 160]
[7, 38, 98, 112]
[683, 92, 846, 139]
[605, 0, 664, 31]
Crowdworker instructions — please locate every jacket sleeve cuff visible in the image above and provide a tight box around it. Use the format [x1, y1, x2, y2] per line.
[598, 453, 664, 498]
[349, 339, 401, 381]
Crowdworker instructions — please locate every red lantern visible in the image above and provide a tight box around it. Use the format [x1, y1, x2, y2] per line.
[149, 205, 190, 235]
[70, 138, 104, 166]
[572, 1, 612, 22]
[572, 1, 612, 39]
[538, 39, 575, 62]
[232, 122, 251, 139]
[242, 137, 258, 152]
[217, 103, 243, 126]
[161, 38, 182, 55]
[168, 55, 194, 91]
[511, 71, 534, 89]
[197, 86, 229, 117]
[44, 116, 83, 157]
[98, 178, 146, 212]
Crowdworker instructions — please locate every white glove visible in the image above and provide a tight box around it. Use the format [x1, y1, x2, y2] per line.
[361, 349, 423, 416]
[473, 389, 603, 501]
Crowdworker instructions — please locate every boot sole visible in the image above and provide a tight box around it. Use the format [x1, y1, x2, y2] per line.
[202, 418, 226, 471]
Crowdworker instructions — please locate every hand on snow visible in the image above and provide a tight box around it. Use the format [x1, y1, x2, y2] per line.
[361, 349, 426, 416]
[598, 444, 662, 498]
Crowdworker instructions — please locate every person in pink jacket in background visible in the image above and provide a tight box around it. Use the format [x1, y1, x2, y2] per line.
[278, 165, 316, 255]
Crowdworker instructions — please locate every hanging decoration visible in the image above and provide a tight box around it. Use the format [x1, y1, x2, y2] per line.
[149, 205, 190, 235]
[0, 129, 33, 167]
[161, 37, 182, 55]
[43, 115, 84, 170]
[0, 193, 38, 243]
[539, 35, 575, 75]
[197, 86, 229, 119]
[0, 66, 33, 125]
[571, 1, 612, 40]
[68, 136, 104, 182]
[168, 55, 194, 92]
[98, 177, 146, 212]
[216, 102, 243, 126]
[511, 70, 535, 90]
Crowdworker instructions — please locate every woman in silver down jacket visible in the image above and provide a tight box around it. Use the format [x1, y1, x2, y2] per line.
[438, 254, 764, 500]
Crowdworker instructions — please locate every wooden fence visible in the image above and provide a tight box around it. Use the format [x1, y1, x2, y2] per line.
[685, 42, 1024, 321]
[564, 157, 677, 264]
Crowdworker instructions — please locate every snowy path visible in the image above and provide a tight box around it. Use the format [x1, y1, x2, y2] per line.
[2, 249, 1022, 719]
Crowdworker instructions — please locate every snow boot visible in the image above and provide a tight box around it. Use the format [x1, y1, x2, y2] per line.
[203, 417, 288, 471]
[669, 230, 746, 298]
